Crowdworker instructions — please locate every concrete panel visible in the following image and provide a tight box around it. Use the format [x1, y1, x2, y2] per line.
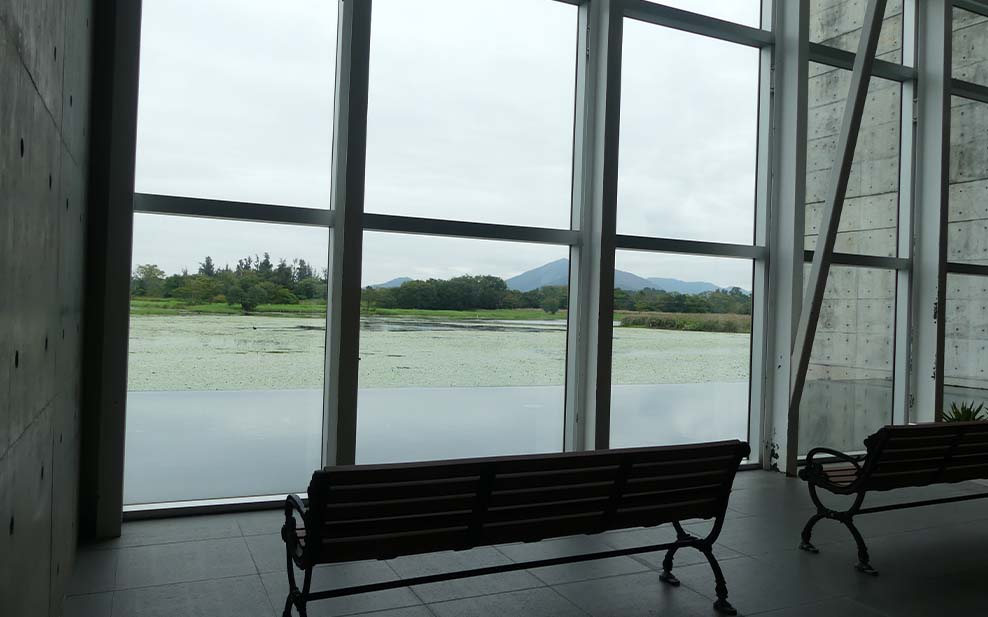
[59, 0, 92, 166]
[0, 0, 65, 118]
[953, 12, 988, 85]
[6, 406, 54, 617]
[2, 23, 60, 449]
[948, 178, 988, 223]
[50, 394, 81, 616]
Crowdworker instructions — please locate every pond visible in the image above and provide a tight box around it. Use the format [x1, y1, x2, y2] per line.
[124, 314, 752, 504]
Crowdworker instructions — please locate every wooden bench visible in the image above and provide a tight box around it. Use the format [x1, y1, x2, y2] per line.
[281, 440, 750, 616]
[798, 420, 988, 575]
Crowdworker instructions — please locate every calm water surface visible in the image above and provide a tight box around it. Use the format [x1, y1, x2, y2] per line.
[123, 382, 748, 504]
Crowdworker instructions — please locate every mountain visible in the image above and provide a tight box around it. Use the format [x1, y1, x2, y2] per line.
[646, 277, 719, 295]
[504, 259, 569, 292]
[371, 276, 412, 289]
[505, 259, 724, 294]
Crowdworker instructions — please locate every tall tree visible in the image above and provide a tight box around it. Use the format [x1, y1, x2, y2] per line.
[198, 256, 216, 277]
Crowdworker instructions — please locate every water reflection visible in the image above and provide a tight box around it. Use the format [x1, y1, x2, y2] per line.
[124, 382, 750, 504]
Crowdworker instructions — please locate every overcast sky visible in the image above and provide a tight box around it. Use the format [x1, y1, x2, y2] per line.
[133, 0, 760, 289]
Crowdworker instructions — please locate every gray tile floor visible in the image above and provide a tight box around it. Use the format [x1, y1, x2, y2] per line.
[63, 472, 988, 617]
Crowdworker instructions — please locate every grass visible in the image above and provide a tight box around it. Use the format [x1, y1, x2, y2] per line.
[617, 311, 751, 334]
[130, 298, 565, 321]
[361, 307, 567, 320]
[130, 299, 748, 333]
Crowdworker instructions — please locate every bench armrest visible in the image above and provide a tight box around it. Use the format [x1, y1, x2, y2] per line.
[282, 494, 309, 568]
[799, 448, 863, 493]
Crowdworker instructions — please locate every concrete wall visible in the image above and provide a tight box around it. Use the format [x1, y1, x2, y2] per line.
[800, 0, 903, 451]
[0, 0, 92, 615]
[801, 2, 988, 446]
[945, 9, 988, 408]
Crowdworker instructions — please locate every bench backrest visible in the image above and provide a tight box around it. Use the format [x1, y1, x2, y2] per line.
[305, 440, 750, 564]
[861, 421, 988, 491]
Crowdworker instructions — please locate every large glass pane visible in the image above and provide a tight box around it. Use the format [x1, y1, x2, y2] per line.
[644, 0, 761, 28]
[806, 64, 901, 257]
[944, 274, 988, 410]
[363, 0, 576, 228]
[610, 251, 753, 448]
[949, 97, 988, 265]
[617, 19, 759, 244]
[953, 8, 988, 88]
[126, 214, 329, 504]
[809, 0, 904, 64]
[357, 233, 569, 463]
[799, 266, 895, 454]
[135, 0, 336, 208]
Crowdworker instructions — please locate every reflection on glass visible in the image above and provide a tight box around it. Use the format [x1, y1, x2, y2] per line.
[609, 252, 753, 448]
[618, 19, 758, 244]
[809, 0, 904, 64]
[953, 8, 988, 88]
[364, 0, 576, 228]
[806, 64, 901, 258]
[135, 0, 336, 208]
[356, 233, 569, 463]
[944, 275, 988, 411]
[125, 214, 329, 504]
[799, 266, 895, 454]
[948, 97, 988, 265]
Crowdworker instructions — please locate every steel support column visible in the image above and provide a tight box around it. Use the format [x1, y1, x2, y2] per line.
[789, 0, 888, 471]
[323, 0, 372, 466]
[764, 0, 808, 473]
[911, 0, 952, 423]
[564, 0, 622, 451]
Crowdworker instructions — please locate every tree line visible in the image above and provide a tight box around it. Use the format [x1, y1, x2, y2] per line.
[132, 255, 751, 315]
[131, 254, 328, 312]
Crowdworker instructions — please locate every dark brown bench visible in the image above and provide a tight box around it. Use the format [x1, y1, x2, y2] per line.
[798, 420, 988, 574]
[281, 440, 750, 616]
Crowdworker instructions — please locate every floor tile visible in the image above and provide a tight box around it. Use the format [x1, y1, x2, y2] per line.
[115, 537, 256, 589]
[389, 547, 543, 603]
[429, 587, 587, 617]
[554, 570, 713, 617]
[66, 549, 118, 595]
[96, 514, 242, 549]
[600, 525, 745, 570]
[260, 562, 420, 617]
[236, 509, 285, 537]
[246, 533, 287, 574]
[111, 574, 273, 617]
[754, 597, 889, 617]
[63, 592, 113, 617]
[671, 555, 842, 615]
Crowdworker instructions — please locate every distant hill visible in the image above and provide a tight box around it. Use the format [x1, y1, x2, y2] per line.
[371, 276, 412, 289]
[646, 277, 719, 294]
[505, 259, 724, 294]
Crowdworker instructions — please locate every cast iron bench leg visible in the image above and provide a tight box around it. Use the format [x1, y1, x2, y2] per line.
[658, 521, 687, 587]
[702, 547, 736, 616]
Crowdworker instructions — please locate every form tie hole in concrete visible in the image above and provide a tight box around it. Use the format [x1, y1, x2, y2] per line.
[41, 466, 44, 480]
[8, 517, 12, 536]
[59, 433, 63, 444]
[14, 351, 18, 368]
[66, 199, 69, 211]
[45, 337, 49, 351]
[49, 175, 53, 190]
[62, 329, 65, 339]
[20, 138, 24, 157]
[70, 95, 73, 107]
[54, 46, 57, 61]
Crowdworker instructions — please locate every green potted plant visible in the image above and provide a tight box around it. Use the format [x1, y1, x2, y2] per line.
[943, 401, 987, 422]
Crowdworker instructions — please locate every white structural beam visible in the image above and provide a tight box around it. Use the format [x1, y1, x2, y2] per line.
[764, 0, 809, 473]
[564, 0, 622, 452]
[911, 0, 952, 423]
[323, 0, 372, 466]
[789, 0, 888, 469]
